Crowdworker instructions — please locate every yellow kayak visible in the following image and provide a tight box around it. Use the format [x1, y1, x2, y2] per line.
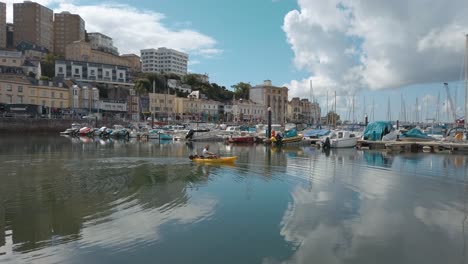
[192, 156, 238, 163]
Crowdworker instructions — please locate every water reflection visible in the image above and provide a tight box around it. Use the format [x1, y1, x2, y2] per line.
[274, 150, 468, 264]
[1, 137, 468, 263]
[0, 137, 219, 261]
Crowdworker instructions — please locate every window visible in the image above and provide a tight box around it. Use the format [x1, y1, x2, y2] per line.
[74, 90, 78, 96]
[1, 59, 5, 62]
[90, 69, 95, 75]
[58, 67, 63, 73]
[119, 73, 123, 78]
[51, 101, 55, 107]
[42, 100, 46, 106]
[74, 68, 79, 74]
[60, 93, 63, 99]
[17, 96, 23, 104]
[31, 99, 35, 104]
[51, 92, 55, 98]
[41, 91, 46, 97]
[105, 71, 110, 77]
[30, 90, 35, 95]
[6, 85, 12, 91]
[18, 86, 23, 93]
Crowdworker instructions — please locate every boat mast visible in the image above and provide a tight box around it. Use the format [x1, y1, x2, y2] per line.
[310, 80, 313, 125]
[436, 91, 440, 123]
[386, 97, 391, 122]
[334, 91, 337, 127]
[465, 34, 468, 129]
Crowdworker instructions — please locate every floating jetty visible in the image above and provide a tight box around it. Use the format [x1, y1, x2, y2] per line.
[357, 140, 468, 154]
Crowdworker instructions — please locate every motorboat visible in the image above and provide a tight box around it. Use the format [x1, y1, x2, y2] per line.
[79, 127, 93, 137]
[148, 129, 173, 140]
[60, 123, 81, 136]
[110, 125, 129, 139]
[324, 130, 359, 148]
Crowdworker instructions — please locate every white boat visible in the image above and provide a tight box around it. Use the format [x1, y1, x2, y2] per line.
[60, 123, 81, 136]
[329, 130, 359, 148]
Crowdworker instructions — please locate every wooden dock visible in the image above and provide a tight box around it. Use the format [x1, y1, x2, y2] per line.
[357, 140, 468, 154]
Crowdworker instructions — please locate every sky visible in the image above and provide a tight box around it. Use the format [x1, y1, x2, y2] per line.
[3, 0, 468, 122]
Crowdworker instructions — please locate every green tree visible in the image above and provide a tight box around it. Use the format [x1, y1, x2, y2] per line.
[134, 78, 151, 94]
[325, 111, 340, 126]
[41, 54, 62, 79]
[231, 82, 251, 100]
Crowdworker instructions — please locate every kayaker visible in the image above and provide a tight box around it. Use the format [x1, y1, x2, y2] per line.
[202, 145, 218, 158]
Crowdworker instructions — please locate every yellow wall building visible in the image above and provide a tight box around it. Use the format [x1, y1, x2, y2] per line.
[149, 92, 176, 119]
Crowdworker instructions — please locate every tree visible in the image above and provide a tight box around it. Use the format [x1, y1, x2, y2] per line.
[41, 53, 62, 79]
[134, 78, 151, 94]
[325, 111, 340, 126]
[231, 82, 251, 100]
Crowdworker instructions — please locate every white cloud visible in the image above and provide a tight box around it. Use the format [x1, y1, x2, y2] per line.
[4, 1, 221, 58]
[283, 0, 468, 99]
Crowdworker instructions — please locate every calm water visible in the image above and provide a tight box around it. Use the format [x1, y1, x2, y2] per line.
[0, 136, 468, 264]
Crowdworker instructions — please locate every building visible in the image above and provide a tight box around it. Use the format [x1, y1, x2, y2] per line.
[29, 81, 70, 110]
[249, 80, 289, 124]
[55, 60, 133, 87]
[288, 98, 321, 124]
[0, 50, 24, 68]
[17, 41, 49, 60]
[167, 79, 192, 94]
[69, 84, 98, 112]
[128, 88, 140, 121]
[149, 92, 176, 121]
[6, 23, 13, 49]
[0, 76, 69, 111]
[120, 54, 141, 73]
[22, 59, 41, 78]
[232, 99, 265, 123]
[0, 2, 6, 49]
[0, 76, 30, 104]
[13, 1, 54, 52]
[54, 12, 85, 56]
[87, 32, 118, 55]
[141, 47, 188, 76]
[65, 40, 136, 70]
[175, 97, 201, 121]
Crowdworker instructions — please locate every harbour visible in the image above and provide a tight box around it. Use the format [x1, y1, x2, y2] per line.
[1, 135, 468, 263]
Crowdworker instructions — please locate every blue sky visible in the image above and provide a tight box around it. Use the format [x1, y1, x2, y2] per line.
[5, 0, 468, 122]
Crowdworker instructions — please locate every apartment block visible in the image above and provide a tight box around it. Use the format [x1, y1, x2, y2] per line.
[54, 11, 85, 56]
[250, 80, 289, 124]
[55, 60, 133, 87]
[141, 47, 188, 76]
[0, 2, 6, 49]
[13, 1, 54, 52]
[88, 32, 118, 55]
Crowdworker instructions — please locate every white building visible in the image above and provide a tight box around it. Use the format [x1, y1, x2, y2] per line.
[141, 47, 188, 76]
[55, 60, 133, 87]
[87, 32, 119, 55]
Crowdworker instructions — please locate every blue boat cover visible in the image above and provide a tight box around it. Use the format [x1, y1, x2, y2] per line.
[401, 128, 434, 140]
[284, 128, 298, 138]
[303, 129, 330, 138]
[362, 121, 393, 141]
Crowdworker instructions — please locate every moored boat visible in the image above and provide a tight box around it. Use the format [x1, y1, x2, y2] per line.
[330, 130, 359, 148]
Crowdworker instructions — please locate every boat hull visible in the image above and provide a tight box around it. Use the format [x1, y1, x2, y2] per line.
[331, 138, 358, 148]
[228, 136, 255, 144]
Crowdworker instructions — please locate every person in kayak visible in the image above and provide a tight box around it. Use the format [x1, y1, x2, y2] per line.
[202, 145, 218, 158]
